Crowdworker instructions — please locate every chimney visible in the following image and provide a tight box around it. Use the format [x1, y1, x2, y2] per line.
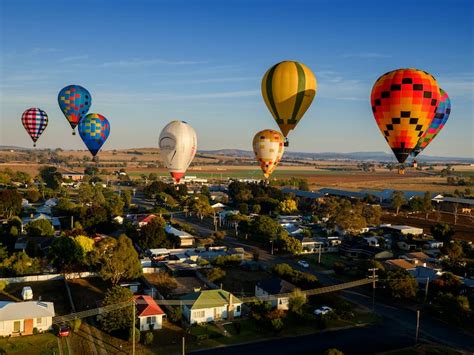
[227, 292, 234, 320]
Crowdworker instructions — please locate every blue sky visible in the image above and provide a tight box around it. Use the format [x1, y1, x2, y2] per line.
[1, 0, 473, 157]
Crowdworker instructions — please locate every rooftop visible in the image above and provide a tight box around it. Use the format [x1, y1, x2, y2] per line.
[0, 301, 55, 321]
[256, 277, 296, 295]
[180, 289, 242, 310]
[134, 295, 165, 317]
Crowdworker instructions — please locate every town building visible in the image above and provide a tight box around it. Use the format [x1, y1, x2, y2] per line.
[0, 301, 55, 336]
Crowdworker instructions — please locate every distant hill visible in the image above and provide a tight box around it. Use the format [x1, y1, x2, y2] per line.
[199, 149, 474, 163]
[1, 145, 472, 163]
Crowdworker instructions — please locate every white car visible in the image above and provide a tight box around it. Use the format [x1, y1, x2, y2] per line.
[297, 260, 309, 268]
[314, 306, 333, 316]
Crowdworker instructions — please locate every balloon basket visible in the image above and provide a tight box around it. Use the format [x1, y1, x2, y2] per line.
[284, 138, 289, 147]
[398, 166, 406, 175]
[72, 131, 76, 135]
[33, 143, 36, 148]
[412, 160, 418, 168]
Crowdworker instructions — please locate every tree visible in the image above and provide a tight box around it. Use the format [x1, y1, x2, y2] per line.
[385, 270, 418, 299]
[49, 236, 83, 272]
[1, 251, 42, 276]
[39, 166, 62, 189]
[190, 196, 213, 220]
[25, 189, 41, 203]
[80, 205, 109, 232]
[431, 272, 462, 296]
[99, 235, 142, 285]
[324, 349, 344, 355]
[442, 241, 464, 265]
[431, 293, 471, 324]
[278, 199, 298, 214]
[362, 204, 382, 226]
[252, 204, 261, 214]
[0, 189, 22, 219]
[122, 190, 132, 209]
[279, 234, 303, 255]
[0, 245, 8, 262]
[202, 267, 226, 282]
[391, 191, 405, 215]
[288, 289, 306, 316]
[251, 215, 283, 241]
[138, 217, 169, 250]
[74, 235, 95, 257]
[422, 191, 433, 219]
[100, 286, 134, 332]
[25, 219, 54, 238]
[84, 166, 99, 176]
[431, 223, 454, 243]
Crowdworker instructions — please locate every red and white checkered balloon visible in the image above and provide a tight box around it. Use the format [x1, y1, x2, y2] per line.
[21, 108, 48, 147]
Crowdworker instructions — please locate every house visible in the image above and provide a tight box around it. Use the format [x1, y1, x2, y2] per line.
[0, 301, 55, 336]
[408, 266, 443, 284]
[397, 241, 417, 252]
[134, 295, 166, 331]
[432, 196, 474, 215]
[384, 259, 415, 271]
[294, 235, 321, 253]
[339, 242, 393, 260]
[319, 188, 366, 200]
[165, 225, 195, 247]
[255, 277, 296, 310]
[44, 198, 58, 208]
[61, 172, 84, 181]
[423, 240, 443, 249]
[383, 225, 423, 236]
[138, 214, 157, 227]
[181, 289, 242, 324]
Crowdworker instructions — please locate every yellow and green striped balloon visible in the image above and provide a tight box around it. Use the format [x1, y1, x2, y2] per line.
[261, 60, 317, 138]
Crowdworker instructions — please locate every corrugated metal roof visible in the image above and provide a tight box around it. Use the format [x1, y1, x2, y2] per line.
[0, 301, 55, 321]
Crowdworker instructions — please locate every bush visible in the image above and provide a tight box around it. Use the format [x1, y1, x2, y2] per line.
[272, 263, 318, 289]
[324, 349, 344, 355]
[270, 318, 284, 332]
[128, 327, 140, 343]
[33, 327, 39, 335]
[70, 318, 82, 332]
[202, 267, 226, 282]
[143, 331, 154, 345]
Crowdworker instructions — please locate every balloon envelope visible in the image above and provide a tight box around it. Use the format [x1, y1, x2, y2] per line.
[413, 88, 451, 157]
[159, 121, 197, 183]
[58, 85, 92, 133]
[253, 129, 285, 179]
[21, 108, 48, 146]
[261, 61, 317, 137]
[78, 113, 110, 156]
[371, 68, 440, 164]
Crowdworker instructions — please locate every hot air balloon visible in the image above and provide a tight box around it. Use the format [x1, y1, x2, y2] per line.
[253, 129, 285, 179]
[58, 85, 92, 135]
[159, 121, 197, 183]
[371, 68, 440, 170]
[261, 60, 317, 145]
[21, 108, 48, 147]
[78, 113, 110, 157]
[413, 88, 451, 157]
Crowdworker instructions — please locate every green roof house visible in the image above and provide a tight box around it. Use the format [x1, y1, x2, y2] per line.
[180, 289, 242, 324]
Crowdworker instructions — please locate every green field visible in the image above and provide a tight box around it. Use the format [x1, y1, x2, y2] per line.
[0, 333, 59, 354]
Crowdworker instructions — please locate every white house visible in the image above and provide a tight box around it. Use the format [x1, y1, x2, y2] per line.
[165, 225, 195, 247]
[255, 277, 296, 310]
[181, 289, 242, 324]
[0, 301, 55, 336]
[134, 295, 165, 331]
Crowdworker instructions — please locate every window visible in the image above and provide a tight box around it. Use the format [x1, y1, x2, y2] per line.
[236, 305, 241, 313]
[36, 318, 44, 325]
[193, 310, 205, 318]
[146, 316, 156, 324]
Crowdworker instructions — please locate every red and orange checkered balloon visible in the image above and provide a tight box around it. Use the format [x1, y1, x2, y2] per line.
[371, 68, 440, 163]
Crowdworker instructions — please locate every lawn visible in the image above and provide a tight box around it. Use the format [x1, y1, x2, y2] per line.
[0, 332, 59, 354]
[67, 277, 112, 312]
[305, 253, 343, 271]
[1, 280, 71, 315]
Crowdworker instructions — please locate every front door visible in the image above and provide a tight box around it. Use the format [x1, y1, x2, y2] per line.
[24, 319, 33, 335]
[13, 321, 21, 333]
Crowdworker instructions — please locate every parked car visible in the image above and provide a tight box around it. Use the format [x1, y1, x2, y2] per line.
[58, 326, 71, 337]
[297, 260, 309, 268]
[314, 306, 333, 316]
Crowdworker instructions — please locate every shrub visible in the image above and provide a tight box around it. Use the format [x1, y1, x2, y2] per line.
[33, 327, 39, 335]
[143, 331, 154, 345]
[128, 327, 140, 343]
[70, 318, 81, 332]
[270, 318, 284, 332]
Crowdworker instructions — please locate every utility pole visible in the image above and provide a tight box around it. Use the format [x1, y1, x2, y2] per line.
[415, 310, 420, 343]
[70, 215, 74, 230]
[368, 268, 378, 311]
[182, 336, 186, 355]
[270, 240, 274, 255]
[132, 300, 136, 355]
[424, 277, 429, 302]
[318, 244, 322, 264]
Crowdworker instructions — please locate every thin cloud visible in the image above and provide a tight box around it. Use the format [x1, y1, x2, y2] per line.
[59, 55, 89, 63]
[101, 58, 207, 68]
[31, 47, 61, 55]
[341, 52, 391, 59]
[151, 76, 257, 85]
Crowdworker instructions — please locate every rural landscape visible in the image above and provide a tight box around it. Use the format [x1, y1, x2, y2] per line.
[1, 0, 473, 354]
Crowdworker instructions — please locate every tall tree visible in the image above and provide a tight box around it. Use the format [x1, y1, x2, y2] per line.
[0, 189, 22, 219]
[25, 219, 54, 238]
[1, 251, 42, 276]
[49, 236, 83, 272]
[99, 234, 142, 285]
[422, 191, 433, 219]
[100, 286, 134, 333]
[39, 166, 62, 190]
[138, 216, 169, 249]
[431, 223, 454, 243]
[385, 270, 418, 299]
[391, 191, 406, 215]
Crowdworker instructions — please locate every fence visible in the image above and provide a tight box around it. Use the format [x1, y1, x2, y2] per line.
[0, 271, 98, 284]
